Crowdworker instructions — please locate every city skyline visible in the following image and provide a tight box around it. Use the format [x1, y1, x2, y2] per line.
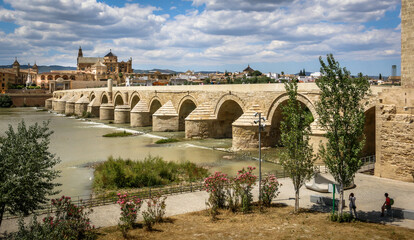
[0, 0, 402, 75]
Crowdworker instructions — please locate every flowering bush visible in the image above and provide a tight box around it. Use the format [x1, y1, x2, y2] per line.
[261, 174, 281, 207]
[204, 172, 229, 219]
[233, 166, 257, 213]
[117, 192, 142, 235]
[142, 195, 167, 230]
[48, 195, 95, 239]
[7, 196, 96, 240]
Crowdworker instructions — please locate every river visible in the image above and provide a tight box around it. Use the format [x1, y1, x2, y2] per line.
[0, 108, 281, 198]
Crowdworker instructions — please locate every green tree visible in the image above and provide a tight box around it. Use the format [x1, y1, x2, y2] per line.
[251, 70, 262, 77]
[379, 73, 382, 80]
[0, 121, 61, 228]
[279, 81, 316, 213]
[0, 95, 13, 108]
[315, 54, 370, 216]
[281, 71, 285, 75]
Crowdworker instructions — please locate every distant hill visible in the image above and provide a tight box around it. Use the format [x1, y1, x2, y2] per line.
[0, 64, 76, 73]
[38, 65, 76, 73]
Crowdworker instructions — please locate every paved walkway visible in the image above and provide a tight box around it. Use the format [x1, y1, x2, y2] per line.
[1, 173, 413, 233]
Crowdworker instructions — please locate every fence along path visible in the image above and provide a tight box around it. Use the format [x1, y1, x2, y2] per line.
[3, 156, 375, 220]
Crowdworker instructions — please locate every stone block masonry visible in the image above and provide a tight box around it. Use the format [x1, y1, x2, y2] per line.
[402, 0, 414, 88]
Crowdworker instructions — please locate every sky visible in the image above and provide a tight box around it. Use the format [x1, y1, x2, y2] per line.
[0, 0, 401, 75]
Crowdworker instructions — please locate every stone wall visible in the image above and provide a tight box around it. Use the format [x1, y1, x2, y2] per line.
[375, 88, 414, 182]
[402, 0, 414, 88]
[9, 93, 52, 107]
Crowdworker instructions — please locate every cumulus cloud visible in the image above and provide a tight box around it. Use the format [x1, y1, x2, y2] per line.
[0, 0, 401, 72]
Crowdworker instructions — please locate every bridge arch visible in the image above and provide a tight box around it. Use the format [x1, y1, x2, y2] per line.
[149, 96, 162, 125]
[89, 92, 96, 102]
[114, 91, 124, 106]
[215, 96, 244, 138]
[267, 93, 316, 146]
[214, 94, 246, 117]
[129, 91, 141, 109]
[178, 95, 198, 131]
[101, 92, 109, 104]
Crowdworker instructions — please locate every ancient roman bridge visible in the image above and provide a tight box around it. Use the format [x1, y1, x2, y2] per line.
[46, 82, 383, 156]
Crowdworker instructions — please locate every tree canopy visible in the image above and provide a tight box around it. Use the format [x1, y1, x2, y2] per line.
[0, 120, 61, 228]
[315, 54, 370, 216]
[279, 81, 316, 213]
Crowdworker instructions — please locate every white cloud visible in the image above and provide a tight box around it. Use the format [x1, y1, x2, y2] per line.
[0, 0, 401, 73]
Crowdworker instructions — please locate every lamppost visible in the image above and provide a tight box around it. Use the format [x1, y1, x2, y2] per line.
[254, 112, 266, 210]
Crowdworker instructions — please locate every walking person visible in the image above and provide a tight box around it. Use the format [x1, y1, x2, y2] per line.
[381, 193, 392, 217]
[349, 193, 357, 218]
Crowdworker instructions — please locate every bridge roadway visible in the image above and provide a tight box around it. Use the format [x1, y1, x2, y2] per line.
[46, 83, 385, 151]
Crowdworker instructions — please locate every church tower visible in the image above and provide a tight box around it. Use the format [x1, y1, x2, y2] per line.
[78, 46, 83, 58]
[77, 46, 83, 70]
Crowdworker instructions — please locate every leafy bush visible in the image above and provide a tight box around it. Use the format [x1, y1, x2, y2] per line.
[204, 172, 229, 219]
[261, 174, 281, 207]
[233, 166, 257, 213]
[93, 156, 208, 190]
[81, 111, 95, 118]
[102, 131, 133, 137]
[5, 196, 96, 240]
[155, 138, 179, 144]
[0, 94, 13, 108]
[329, 212, 355, 223]
[117, 193, 142, 237]
[142, 195, 167, 230]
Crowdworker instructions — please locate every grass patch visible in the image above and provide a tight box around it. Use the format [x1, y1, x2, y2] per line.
[96, 205, 414, 240]
[93, 156, 209, 190]
[155, 138, 179, 144]
[81, 111, 95, 118]
[103, 131, 134, 138]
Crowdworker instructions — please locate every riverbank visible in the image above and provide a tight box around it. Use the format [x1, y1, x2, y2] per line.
[2, 173, 414, 234]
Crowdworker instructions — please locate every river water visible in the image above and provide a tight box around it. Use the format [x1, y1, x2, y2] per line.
[0, 108, 280, 198]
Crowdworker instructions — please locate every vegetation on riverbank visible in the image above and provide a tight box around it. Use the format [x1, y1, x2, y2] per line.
[93, 156, 209, 190]
[0, 94, 13, 108]
[103, 131, 133, 138]
[155, 138, 179, 144]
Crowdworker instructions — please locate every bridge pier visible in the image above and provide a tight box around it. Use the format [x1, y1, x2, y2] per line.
[55, 95, 70, 114]
[114, 105, 131, 124]
[130, 100, 150, 127]
[153, 100, 179, 132]
[75, 96, 90, 116]
[185, 120, 215, 139]
[87, 98, 100, 117]
[45, 98, 53, 109]
[100, 103, 114, 120]
[65, 96, 77, 115]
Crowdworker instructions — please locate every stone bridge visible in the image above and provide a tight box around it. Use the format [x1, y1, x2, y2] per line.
[46, 82, 383, 156]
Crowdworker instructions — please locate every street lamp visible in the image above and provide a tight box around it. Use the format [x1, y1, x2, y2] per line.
[254, 112, 266, 210]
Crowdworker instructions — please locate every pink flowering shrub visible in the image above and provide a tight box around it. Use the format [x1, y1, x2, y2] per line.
[46, 196, 95, 239]
[204, 172, 229, 219]
[261, 174, 281, 207]
[233, 166, 257, 213]
[117, 192, 142, 235]
[142, 195, 167, 230]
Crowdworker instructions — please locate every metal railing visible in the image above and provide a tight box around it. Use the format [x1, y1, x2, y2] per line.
[3, 181, 205, 220]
